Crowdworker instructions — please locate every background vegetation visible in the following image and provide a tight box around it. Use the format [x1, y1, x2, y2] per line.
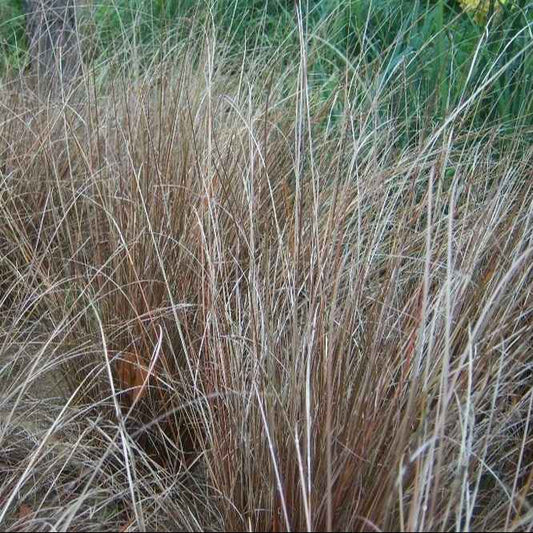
[2, 0, 533, 126]
[0, 1, 532, 531]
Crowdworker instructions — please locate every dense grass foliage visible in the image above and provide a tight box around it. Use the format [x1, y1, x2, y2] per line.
[2, 1, 533, 125]
[84, 0, 533, 126]
[0, 2, 532, 532]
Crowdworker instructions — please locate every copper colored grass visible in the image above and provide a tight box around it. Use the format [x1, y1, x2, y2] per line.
[0, 30, 532, 532]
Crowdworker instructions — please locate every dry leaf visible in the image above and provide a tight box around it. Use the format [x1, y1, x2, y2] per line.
[18, 504, 32, 521]
[117, 350, 149, 403]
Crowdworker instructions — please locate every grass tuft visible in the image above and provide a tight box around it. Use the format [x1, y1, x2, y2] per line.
[1, 4, 532, 531]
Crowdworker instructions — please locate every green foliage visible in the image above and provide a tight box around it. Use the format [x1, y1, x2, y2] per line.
[87, 0, 198, 61]
[0, 0, 26, 73]
[87, 0, 296, 65]
[2, 0, 532, 127]
[306, 0, 532, 127]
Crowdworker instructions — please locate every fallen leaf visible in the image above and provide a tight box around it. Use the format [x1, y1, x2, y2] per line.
[18, 504, 32, 521]
[117, 350, 149, 403]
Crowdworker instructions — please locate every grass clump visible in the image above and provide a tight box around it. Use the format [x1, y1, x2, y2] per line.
[0, 3, 532, 532]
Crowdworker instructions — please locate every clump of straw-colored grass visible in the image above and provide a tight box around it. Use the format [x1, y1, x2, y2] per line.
[0, 14, 531, 532]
